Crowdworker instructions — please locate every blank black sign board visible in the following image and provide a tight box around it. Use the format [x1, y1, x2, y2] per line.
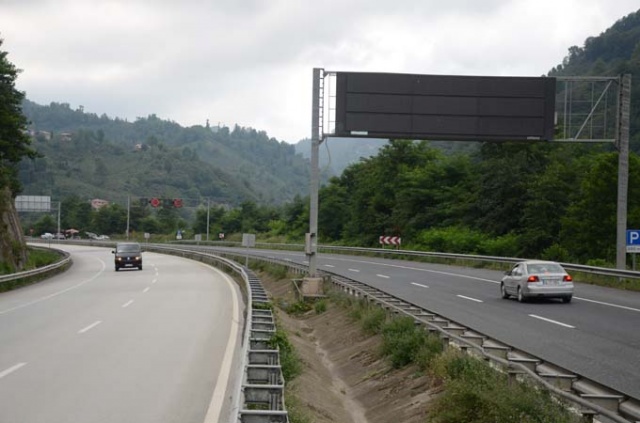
[334, 72, 556, 141]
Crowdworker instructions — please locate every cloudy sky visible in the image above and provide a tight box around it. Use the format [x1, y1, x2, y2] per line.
[1, 0, 638, 144]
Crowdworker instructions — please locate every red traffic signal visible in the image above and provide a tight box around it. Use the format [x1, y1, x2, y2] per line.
[173, 198, 183, 208]
[149, 198, 160, 207]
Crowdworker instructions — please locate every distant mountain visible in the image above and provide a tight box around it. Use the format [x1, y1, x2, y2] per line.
[18, 100, 311, 205]
[294, 137, 479, 175]
[294, 137, 389, 175]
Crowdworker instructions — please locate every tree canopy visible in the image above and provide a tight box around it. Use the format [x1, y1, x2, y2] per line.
[0, 37, 36, 193]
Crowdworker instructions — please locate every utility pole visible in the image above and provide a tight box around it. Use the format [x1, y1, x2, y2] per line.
[57, 201, 61, 240]
[206, 198, 210, 242]
[126, 195, 130, 240]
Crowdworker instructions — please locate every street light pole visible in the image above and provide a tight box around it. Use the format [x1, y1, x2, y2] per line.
[206, 198, 210, 242]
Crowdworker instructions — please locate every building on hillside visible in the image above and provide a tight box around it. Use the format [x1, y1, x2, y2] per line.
[91, 199, 109, 209]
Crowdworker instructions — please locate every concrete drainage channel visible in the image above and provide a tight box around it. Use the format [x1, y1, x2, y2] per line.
[205, 250, 640, 423]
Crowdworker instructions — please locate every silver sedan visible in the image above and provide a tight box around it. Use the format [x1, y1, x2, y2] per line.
[500, 260, 574, 303]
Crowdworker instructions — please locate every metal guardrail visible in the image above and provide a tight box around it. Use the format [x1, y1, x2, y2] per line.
[0, 247, 71, 285]
[177, 240, 640, 280]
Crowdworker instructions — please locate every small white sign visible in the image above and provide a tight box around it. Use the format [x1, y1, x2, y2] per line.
[242, 233, 256, 247]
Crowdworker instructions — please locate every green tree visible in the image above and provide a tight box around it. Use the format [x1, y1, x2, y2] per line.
[0, 37, 38, 271]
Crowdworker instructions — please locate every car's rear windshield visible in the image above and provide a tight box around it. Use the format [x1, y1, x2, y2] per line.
[527, 263, 564, 274]
[117, 244, 140, 253]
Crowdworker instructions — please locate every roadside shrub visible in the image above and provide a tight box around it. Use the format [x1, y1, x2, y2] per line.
[478, 232, 520, 257]
[268, 329, 302, 381]
[414, 332, 444, 371]
[381, 316, 424, 368]
[428, 351, 578, 423]
[285, 301, 312, 315]
[360, 306, 387, 335]
[314, 299, 327, 314]
[541, 244, 571, 262]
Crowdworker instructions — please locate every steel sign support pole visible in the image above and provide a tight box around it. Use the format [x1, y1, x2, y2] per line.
[616, 74, 631, 270]
[308, 68, 321, 278]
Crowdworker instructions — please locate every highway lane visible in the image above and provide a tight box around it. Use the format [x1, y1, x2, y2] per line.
[209, 247, 640, 399]
[0, 245, 243, 423]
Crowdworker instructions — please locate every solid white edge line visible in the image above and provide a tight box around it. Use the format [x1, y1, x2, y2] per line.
[457, 295, 483, 303]
[574, 296, 640, 313]
[0, 258, 107, 315]
[529, 314, 575, 329]
[202, 263, 240, 423]
[411, 282, 429, 288]
[377, 274, 390, 279]
[78, 320, 102, 334]
[0, 363, 27, 380]
[122, 300, 134, 308]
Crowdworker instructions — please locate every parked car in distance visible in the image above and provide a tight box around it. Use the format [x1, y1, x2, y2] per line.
[40, 232, 54, 239]
[501, 260, 573, 303]
[96, 235, 110, 240]
[112, 242, 143, 271]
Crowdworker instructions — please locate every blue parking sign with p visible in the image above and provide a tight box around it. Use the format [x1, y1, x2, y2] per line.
[627, 230, 640, 245]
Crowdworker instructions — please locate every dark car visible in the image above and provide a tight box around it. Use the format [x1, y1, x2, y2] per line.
[112, 242, 143, 271]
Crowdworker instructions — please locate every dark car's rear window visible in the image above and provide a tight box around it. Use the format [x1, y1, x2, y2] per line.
[117, 243, 141, 253]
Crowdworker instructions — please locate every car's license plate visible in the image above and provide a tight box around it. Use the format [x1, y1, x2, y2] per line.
[543, 279, 559, 285]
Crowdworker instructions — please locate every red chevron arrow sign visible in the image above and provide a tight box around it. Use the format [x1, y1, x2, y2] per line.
[379, 236, 401, 245]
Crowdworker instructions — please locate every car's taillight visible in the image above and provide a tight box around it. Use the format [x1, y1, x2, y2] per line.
[527, 275, 539, 283]
[563, 275, 573, 282]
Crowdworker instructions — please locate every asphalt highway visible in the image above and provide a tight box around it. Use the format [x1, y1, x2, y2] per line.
[211, 247, 640, 400]
[0, 245, 243, 423]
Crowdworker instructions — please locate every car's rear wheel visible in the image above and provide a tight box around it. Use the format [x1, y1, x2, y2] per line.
[500, 283, 509, 299]
[138, 265, 143, 270]
[115, 266, 119, 272]
[562, 296, 572, 303]
[517, 286, 526, 303]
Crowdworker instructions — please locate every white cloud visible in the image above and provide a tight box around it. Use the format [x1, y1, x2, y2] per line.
[1, 0, 638, 143]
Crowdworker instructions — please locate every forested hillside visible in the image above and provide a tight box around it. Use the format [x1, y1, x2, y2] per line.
[18, 101, 310, 206]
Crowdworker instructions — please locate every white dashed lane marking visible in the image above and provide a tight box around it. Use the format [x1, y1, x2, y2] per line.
[78, 321, 102, 334]
[377, 274, 390, 279]
[411, 282, 429, 288]
[0, 363, 27, 380]
[457, 295, 483, 303]
[529, 314, 575, 329]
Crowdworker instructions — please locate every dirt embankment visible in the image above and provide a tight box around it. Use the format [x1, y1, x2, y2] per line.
[261, 275, 439, 423]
